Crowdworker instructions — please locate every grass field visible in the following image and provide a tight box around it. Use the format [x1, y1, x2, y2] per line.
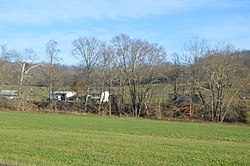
[0, 111, 249, 166]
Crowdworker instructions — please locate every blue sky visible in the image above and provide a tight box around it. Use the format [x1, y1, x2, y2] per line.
[1, 0, 250, 65]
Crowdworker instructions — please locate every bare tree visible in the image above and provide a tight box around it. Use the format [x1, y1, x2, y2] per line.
[0, 45, 17, 85]
[72, 36, 103, 112]
[198, 44, 248, 122]
[171, 53, 184, 94]
[0, 45, 9, 85]
[15, 49, 43, 111]
[0, 45, 11, 60]
[112, 34, 166, 117]
[183, 37, 209, 117]
[46, 40, 60, 101]
[96, 43, 115, 115]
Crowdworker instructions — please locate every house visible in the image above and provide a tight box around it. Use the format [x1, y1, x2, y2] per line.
[0, 90, 20, 99]
[51, 91, 76, 101]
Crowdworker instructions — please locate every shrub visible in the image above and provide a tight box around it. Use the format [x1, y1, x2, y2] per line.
[246, 111, 250, 125]
[0, 98, 18, 110]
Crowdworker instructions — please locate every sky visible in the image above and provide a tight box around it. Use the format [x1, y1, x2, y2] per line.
[0, 0, 250, 65]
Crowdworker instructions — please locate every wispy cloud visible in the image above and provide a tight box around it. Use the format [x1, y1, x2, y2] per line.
[1, 0, 250, 65]
[1, 0, 245, 24]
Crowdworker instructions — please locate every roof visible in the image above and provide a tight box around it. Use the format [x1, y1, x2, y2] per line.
[52, 91, 75, 94]
[0, 90, 19, 96]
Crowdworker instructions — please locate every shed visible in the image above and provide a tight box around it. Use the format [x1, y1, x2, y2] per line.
[0, 90, 20, 99]
[51, 91, 76, 101]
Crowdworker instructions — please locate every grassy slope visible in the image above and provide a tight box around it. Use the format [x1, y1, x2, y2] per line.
[0, 111, 249, 166]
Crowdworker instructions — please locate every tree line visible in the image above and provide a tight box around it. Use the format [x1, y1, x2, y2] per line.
[0, 34, 249, 123]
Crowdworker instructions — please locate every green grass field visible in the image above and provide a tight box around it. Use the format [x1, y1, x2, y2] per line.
[0, 111, 249, 166]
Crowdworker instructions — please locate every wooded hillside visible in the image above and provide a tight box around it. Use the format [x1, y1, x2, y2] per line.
[0, 35, 249, 123]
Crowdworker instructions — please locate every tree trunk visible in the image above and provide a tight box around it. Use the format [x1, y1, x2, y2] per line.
[84, 87, 89, 113]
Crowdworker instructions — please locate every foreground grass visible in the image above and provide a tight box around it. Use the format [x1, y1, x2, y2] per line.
[0, 111, 249, 165]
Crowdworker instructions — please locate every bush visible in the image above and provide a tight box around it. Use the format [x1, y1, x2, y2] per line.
[0, 98, 18, 110]
[246, 111, 250, 125]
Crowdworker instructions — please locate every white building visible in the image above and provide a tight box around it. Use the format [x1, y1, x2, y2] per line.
[51, 91, 76, 101]
[0, 90, 20, 99]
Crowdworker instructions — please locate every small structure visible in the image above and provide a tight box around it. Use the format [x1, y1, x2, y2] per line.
[0, 90, 20, 99]
[51, 91, 76, 101]
[168, 93, 202, 104]
[100, 91, 109, 103]
[168, 93, 189, 104]
[87, 93, 100, 101]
